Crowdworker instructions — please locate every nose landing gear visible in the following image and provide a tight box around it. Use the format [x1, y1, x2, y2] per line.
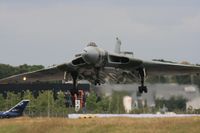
[94, 79, 101, 86]
[71, 72, 79, 95]
[94, 67, 101, 86]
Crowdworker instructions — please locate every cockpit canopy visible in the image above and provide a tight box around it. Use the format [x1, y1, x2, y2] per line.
[87, 42, 98, 47]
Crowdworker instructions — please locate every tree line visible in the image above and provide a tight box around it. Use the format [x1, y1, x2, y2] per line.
[0, 64, 44, 79]
[0, 90, 127, 117]
[0, 90, 192, 116]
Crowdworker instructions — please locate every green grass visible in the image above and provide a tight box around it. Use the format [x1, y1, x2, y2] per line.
[0, 117, 200, 133]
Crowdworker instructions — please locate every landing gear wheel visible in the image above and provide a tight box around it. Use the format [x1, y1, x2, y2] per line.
[94, 79, 101, 86]
[138, 86, 148, 93]
[138, 86, 143, 93]
[143, 86, 148, 93]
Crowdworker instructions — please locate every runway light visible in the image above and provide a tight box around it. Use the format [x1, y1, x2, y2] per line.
[23, 77, 27, 81]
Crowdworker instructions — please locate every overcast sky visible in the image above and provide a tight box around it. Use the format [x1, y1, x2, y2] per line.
[0, 0, 200, 66]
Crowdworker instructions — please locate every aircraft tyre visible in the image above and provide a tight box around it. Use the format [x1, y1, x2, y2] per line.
[138, 86, 148, 93]
[94, 79, 101, 86]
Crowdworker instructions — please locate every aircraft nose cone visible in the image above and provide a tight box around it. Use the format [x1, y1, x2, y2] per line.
[82, 47, 99, 64]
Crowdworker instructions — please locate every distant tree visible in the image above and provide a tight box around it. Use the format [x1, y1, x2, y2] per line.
[16, 64, 44, 74]
[146, 75, 171, 84]
[108, 91, 127, 114]
[0, 94, 6, 110]
[53, 91, 69, 116]
[175, 75, 191, 84]
[0, 64, 44, 79]
[23, 90, 38, 116]
[86, 92, 99, 113]
[193, 75, 200, 90]
[0, 64, 16, 79]
[146, 76, 160, 84]
[155, 96, 187, 112]
[96, 96, 110, 113]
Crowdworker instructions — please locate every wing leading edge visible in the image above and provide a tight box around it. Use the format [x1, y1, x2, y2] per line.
[0, 63, 72, 84]
[143, 61, 200, 76]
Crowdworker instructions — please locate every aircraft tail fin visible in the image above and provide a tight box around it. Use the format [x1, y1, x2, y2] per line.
[114, 37, 121, 54]
[7, 100, 29, 115]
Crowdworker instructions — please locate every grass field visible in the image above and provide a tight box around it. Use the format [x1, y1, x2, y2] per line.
[0, 117, 200, 133]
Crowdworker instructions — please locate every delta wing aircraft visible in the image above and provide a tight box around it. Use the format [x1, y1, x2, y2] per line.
[0, 38, 200, 93]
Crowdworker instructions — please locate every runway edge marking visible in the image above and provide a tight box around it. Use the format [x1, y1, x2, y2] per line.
[68, 114, 200, 119]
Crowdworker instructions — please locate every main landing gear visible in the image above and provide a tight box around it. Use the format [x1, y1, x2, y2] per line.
[71, 72, 79, 95]
[138, 68, 148, 93]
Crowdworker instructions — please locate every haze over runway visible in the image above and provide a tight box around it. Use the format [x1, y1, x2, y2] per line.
[0, 0, 200, 66]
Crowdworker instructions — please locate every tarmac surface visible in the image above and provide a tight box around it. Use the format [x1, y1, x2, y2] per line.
[68, 114, 200, 119]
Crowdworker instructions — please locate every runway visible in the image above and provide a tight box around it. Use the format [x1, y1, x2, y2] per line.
[68, 114, 200, 119]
